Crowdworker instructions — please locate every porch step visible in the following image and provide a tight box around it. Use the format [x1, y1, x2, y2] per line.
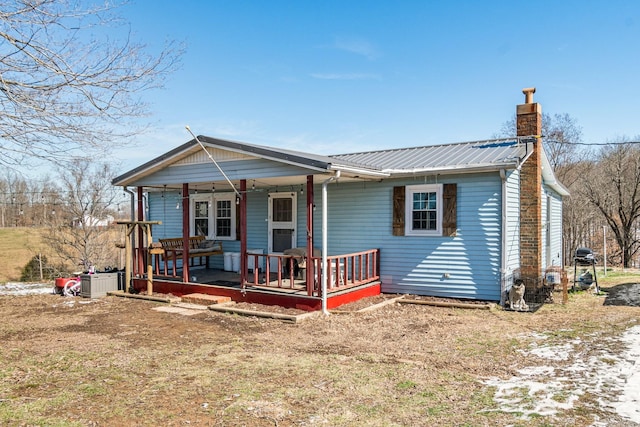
[181, 293, 232, 306]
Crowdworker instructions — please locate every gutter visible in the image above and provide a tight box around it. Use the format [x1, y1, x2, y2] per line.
[329, 164, 390, 178]
[123, 187, 137, 279]
[123, 187, 136, 221]
[381, 162, 520, 177]
[321, 170, 341, 315]
[499, 169, 507, 306]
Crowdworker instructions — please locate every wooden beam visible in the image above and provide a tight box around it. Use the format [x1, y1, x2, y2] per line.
[306, 175, 314, 295]
[144, 223, 153, 295]
[240, 179, 247, 287]
[136, 187, 144, 276]
[182, 183, 190, 283]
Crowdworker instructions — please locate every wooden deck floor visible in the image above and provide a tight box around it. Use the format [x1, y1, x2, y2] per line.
[155, 267, 314, 295]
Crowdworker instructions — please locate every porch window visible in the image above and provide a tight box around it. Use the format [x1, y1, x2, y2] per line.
[190, 193, 236, 240]
[194, 200, 209, 236]
[405, 184, 442, 236]
[215, 199, 232, 237]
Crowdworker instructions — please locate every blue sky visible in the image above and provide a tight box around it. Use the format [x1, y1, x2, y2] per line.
[114, 0, 640, 170]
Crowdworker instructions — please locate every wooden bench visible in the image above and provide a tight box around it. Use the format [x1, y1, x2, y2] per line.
[157, 236, 223, 277]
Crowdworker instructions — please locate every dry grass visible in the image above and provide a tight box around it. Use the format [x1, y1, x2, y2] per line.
[0, 228, 49, 282]
[0, 287, 638, 426]
[0, 227, 126, 283]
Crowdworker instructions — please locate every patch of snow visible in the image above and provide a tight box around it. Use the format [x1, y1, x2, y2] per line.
[527, 342, 575, 361]
[517, 365, 555, 377]
[484, 325, 640, 423]
[0, 282, 54, 296]
[611, 326, 640, 422]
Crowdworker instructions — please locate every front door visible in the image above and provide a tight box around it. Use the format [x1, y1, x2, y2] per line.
[268, 192, 297, 270]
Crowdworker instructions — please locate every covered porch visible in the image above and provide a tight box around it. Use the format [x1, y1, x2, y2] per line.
[132, 249, 381, 311]
[127, 215, 382, 310]
[114, 135, 387, 311]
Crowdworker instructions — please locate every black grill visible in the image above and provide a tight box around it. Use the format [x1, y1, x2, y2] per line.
[573, 247, 598, 292]
[574, 247, 595, 265]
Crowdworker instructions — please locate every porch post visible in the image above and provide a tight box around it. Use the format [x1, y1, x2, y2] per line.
[182, 183, 190, 283]
[306, 175, 314, 294]
[321, 171, 340, 315]
[136, 187, 144, 277]
[240, 179, 247, 286]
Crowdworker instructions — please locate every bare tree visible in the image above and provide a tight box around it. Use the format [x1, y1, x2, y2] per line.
[498, 112, 586, 184]
[0, 0, 181, 167]
[499, 112, 588, 266]
[43, 162, 123, 271]
[542, 113, 585, 177]
[0, 170, 28, 226]
[581, 141, 640, 268]
[559, 160, 600, 264]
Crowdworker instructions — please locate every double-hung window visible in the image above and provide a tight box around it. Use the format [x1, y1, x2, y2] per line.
[193, 199, 210, 237]
[215, 198, 233, 238]
[405, 184, 443, 236]
[190, 193, 236, 240]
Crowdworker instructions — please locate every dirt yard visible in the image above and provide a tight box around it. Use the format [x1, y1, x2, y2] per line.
[0, 288, 639, 426]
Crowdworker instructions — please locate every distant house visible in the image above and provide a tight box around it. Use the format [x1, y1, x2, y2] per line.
[72, 214, 114, 228]
[112, 88, 567, 310]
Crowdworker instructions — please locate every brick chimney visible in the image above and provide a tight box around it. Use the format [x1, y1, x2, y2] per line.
[517, 87, 542, 279]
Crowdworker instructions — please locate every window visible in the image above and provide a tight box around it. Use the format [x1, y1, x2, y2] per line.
[215, 199, 232, 238]
[194, 200, 209, 236]
[405, 184, 442, 236]
[190, 193, 236, 240]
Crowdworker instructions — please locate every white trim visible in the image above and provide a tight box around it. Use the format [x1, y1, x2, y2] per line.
[189, 192, 236, 240]
[405, 184, 443, 237]
[268, 192, 298, 254]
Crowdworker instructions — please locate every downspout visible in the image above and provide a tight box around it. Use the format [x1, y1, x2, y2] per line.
[123, 187, 136, 222]
[123, 187, 136, 291]
[499, 169, 507, 306]
[321, 170, 340, 315]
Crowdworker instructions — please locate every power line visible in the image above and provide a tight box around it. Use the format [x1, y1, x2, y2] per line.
[545, 139, 640, 146]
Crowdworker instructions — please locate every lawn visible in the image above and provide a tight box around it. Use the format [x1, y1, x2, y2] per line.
[0, 286, 638, 426]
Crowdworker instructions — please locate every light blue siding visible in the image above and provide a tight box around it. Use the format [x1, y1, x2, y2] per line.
[541, 186, 549, 269]
[246, 191, 269, 251]
[147, 190, 240, 270]
[129, 159, 317, 187]
[545, 185, 563, 267]
[148, 190, 183, 239]
[144, 168, 563, 302]
[314, 173, 503, 300]
[504, 168, 520, 275]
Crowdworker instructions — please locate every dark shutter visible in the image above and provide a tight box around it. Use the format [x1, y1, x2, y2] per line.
[442, 183, 457, 237]
[392, 186, 405, 236]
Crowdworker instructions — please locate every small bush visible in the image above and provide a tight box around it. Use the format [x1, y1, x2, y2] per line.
[20, 255, 68, 282]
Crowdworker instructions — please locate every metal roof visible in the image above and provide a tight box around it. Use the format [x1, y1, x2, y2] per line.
[329, 138, 526, 173]
[113, 135, 568, 196]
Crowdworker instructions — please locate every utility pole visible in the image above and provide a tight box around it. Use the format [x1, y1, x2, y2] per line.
[603, 225, 607, 276]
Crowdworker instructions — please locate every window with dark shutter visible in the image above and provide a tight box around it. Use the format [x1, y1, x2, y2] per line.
[395, 183, 457, 237]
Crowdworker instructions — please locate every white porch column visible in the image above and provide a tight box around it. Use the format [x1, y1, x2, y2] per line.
[321, 171, 340, 315]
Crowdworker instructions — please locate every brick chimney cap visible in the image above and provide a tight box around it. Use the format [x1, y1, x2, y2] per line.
[522, 87, 536, 104]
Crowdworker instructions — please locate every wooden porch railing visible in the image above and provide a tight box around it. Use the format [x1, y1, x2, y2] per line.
[244, 248, 380, 297]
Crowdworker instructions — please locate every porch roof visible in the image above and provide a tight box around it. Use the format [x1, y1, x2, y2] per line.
[112, 135, 388, 187]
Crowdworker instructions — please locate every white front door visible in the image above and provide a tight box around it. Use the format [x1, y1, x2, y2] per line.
[268, 192, 297, 261]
